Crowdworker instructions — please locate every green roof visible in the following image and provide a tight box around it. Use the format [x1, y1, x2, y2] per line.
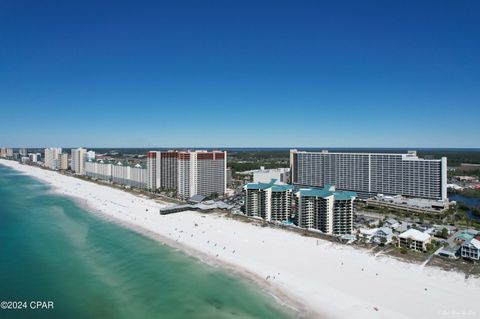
[244, 179, 294, 191]
[297, 186, 357, 201]
[244, 181, 355, 200]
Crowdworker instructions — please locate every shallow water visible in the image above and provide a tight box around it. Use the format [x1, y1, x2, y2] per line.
[0, 165, 292, 319]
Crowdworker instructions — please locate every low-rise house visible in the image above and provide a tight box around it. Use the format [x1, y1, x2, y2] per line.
[395, 222, 411, 233]
[373, 227, 394, 245]
[461, 238, 480, 261]
[384, 218, 400, 229]
[358, 228, 378, 241]
[438, 247, 459, 260]
[398, 229, 432, 252]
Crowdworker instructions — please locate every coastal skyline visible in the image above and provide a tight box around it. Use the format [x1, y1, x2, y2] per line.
[2, 0, 480, 148]
[2, 1, 480, 318]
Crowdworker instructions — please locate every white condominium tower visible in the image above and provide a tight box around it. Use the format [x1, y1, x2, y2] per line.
[6, 148, 14, 158]
[147, 151, 179, 191]
[44, 147, 62, 169]
[244, 181, 294, 222]
[160, 151, 178, 190]
[58, 153, 69, 170]
[28, 153, 38, 163]
[177, 150, 227, 200]
[295, 185, 356, 235]
[71, 148, 87, 175]
[290, 150, 447, 200]
[112, 161, 147, 189]
[147, 151, 162, 191]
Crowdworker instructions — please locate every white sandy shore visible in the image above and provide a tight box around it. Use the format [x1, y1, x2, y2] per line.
[2, 159, 479, 319]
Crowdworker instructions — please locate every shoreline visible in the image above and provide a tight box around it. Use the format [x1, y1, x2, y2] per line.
[2, 159, 480, 319]
[75, 200, 309, 318]
[0, 161, 312, 318]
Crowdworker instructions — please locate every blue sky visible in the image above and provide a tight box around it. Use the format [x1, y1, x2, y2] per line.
[1, 0, 479, 148]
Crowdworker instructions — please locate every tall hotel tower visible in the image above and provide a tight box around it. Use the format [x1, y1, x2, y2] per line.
[147, 150, 179, 191]
[71, 148, 87, 175]
[295, 185, 356, 235]
[147, 151, 161, 191]
[44, 147, 62, 169]
[244, 181, 295, 222]
[177, 150, 227, 200]
[290, 150, 447, 200]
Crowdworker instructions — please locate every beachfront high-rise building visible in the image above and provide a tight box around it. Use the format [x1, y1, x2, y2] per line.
[28, 153, 38, 163]
[112, 161, 147, 189]
[177, 150, 227, 200]
[112, 162, 130, 185]
[84, 160, 112, 180]
[290, 150, 447, 201]
[58, 153, 69, 170]
[83, 160, 147, 189]
[71, 148, 87, 175]
[44, 147, 62, 169]
[244, 181, 294, 222]
[147, 151, 162, 191]
[6, 148, 14, 158]
[0, 148, 6, 158]
[160, 151, 178, 190]
[19, 148, 27, 156]
[294, 185, 357, 235]
[147, 151, 179, 192]
[130, 163, 147, 189]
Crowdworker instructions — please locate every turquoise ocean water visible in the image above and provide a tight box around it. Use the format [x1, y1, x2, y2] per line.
[0, 165, 292, 319]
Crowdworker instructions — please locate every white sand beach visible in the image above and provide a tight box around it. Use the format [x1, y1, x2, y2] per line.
[2, 159, 479, 319]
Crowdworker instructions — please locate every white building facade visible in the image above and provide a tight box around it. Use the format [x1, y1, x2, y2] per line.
[290, 150, 447, 200]
[294, 185, 357, 235]
[461, 238, 480, 260]
[84, 160, 112, 180]
[147, 151, 162, 191]
[44, 147, 62, 169]
[71, 148, 87, 175]
[111, 162, 147, 189]
[177, 150, 226, 200]
[28, 153, 38, 163]
[58, 153, 69, 170]
[252, 167, 290, 184]
[244, 181, 294, 222]
[147, 151, 179, 192]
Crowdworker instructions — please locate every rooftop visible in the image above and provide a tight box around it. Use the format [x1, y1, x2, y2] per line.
[244, 179, 295, 192]
[297, 185, 357, 201]
[399, 228, 431, 242]
[463, 238, 480, 250]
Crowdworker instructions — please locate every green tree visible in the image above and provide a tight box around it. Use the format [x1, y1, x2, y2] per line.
[441, 227, 449, 239]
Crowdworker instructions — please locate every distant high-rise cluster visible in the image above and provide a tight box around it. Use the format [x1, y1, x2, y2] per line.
[1, 148, 15, 158]
[81, 149, 227, 200]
